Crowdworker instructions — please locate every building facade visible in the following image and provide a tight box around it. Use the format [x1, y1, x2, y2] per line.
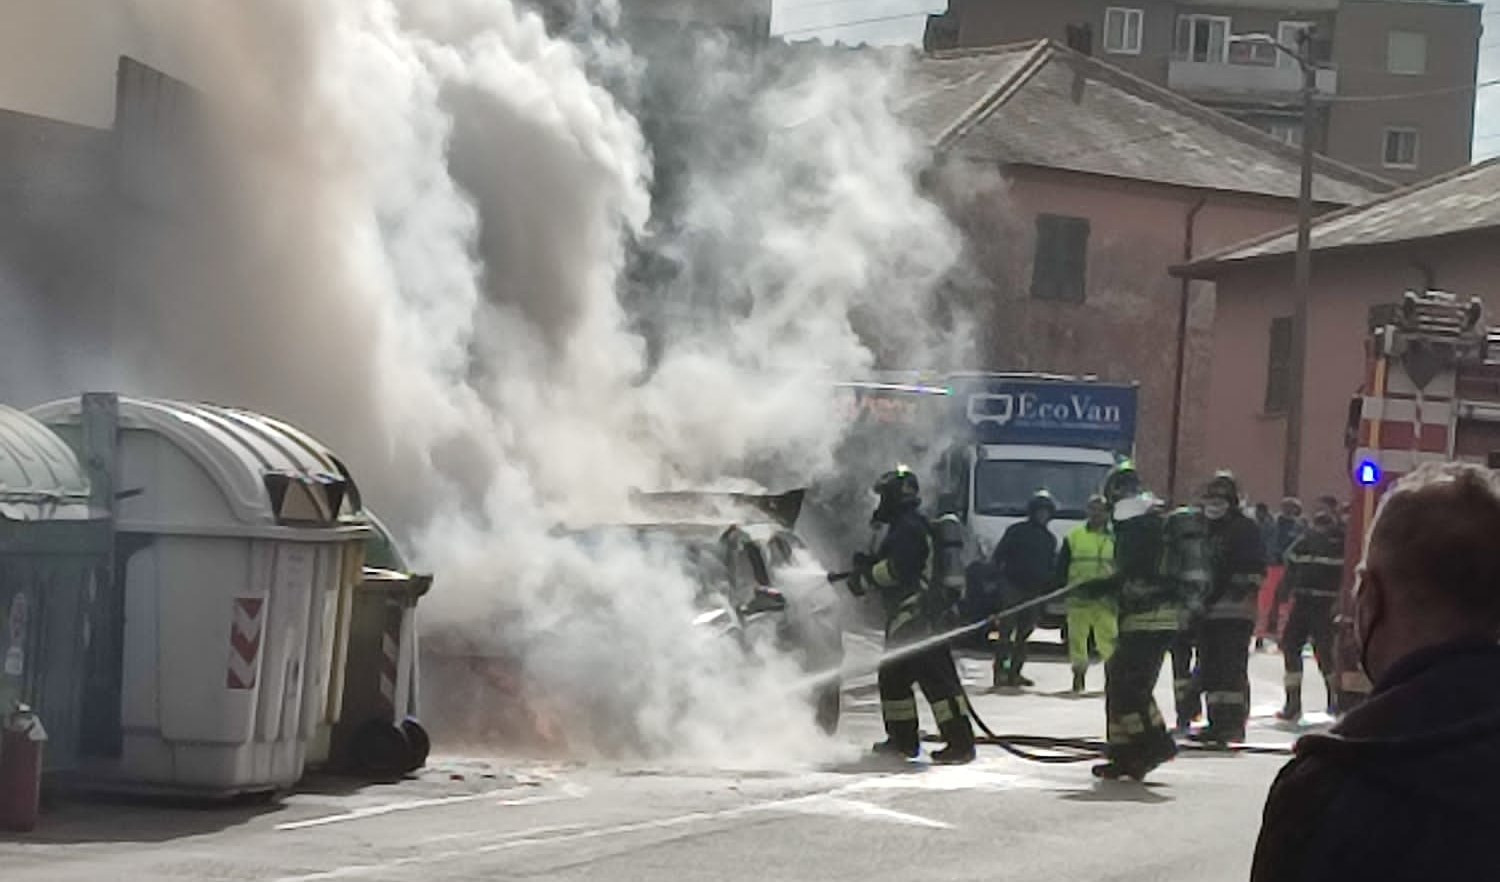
[901, 42, 1388, 497]
[925, 0, 1482, 183]
[1178, 159, 1500, 505]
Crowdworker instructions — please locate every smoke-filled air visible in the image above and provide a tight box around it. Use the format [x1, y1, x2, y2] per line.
[6, 0, 977, 764]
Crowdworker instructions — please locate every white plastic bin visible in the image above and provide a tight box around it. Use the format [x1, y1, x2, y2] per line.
[30, 396, 369, 795]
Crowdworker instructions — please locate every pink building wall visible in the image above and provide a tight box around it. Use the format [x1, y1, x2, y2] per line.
[1204, 233, 1500, 508]
[973, 165, 1333, 499]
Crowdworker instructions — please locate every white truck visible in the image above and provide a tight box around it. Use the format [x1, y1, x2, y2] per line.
[834, 373, 1139, 630]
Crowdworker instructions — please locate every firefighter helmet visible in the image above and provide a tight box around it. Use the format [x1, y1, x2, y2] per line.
[872, 466, 921, 513]
[1103, 460, 1142, 503]
[1205, 470, 1242, 508]
[1028, 489, 1057, 515]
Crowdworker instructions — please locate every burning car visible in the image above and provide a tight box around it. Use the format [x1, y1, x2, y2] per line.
[579, 489, 845, 734]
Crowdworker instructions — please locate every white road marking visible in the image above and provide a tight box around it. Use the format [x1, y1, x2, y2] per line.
[274, 784, 586, 831]
[764, 795, 952, 829]
[271, 781, 932, 880]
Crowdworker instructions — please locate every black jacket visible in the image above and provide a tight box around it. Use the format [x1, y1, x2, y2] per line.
[992, 520, 1057, 599]
[1204, 511, 1265, 616]
[1282, 527, 1346, 600]
[870, 508, 931, 636]
[1251, 640, 1500, 882]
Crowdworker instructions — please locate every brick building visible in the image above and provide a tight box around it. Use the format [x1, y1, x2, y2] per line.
[897, 40, 1390, 496]
[1176, 157, 1500, 505]
[924, 0, 1483, 184]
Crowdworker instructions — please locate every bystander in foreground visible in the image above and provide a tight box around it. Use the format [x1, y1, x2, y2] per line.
[1251, 463, 1500, 880]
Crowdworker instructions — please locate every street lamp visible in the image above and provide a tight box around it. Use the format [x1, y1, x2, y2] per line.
[1243, 29, 1319, 497]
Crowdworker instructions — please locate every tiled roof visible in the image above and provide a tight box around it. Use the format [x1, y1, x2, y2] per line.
[1177, 157, 1500, 276]
[895, 40, 1391, 205]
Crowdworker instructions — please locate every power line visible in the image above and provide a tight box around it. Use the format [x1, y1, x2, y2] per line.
[776, 10, 930, 37]
[1325, 77, 1500, 103]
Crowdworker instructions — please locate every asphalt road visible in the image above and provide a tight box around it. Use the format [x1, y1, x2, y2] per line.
[2, 637, 1327, 882]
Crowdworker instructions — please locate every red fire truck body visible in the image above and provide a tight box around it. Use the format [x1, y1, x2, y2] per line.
[1336, 290, 1495, 706]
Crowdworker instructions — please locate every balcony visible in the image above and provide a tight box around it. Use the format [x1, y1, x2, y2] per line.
[1168, 58, 1337, 101]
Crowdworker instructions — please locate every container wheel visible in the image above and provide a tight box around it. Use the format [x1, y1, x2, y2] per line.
[352, 719, 411, 778]
[401, 718, 432, 773]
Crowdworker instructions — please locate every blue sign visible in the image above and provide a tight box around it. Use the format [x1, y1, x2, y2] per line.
[949, 377, 1138, 453]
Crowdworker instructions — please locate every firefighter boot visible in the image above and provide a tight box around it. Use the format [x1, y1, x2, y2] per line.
[1275, 672, 1303, 722]
[931, 718, 977, 765]
[1071, 668, 1087, 695]
[872, 719, 920, 759]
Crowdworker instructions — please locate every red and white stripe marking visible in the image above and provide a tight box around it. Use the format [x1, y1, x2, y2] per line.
[227, 597, 266, 690]
[379, 604, 401, 710]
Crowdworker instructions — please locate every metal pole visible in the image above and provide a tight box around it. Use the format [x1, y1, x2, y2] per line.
[1282, 35, 1317, 497]
[1168, 198, 1208, 503]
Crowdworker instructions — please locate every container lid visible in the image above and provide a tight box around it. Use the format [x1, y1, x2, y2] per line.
[29, 395, 364, 530]
[0, 405, 95, 522]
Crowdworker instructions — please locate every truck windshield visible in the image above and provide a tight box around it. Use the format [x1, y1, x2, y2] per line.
[973, 460, 1113, 519]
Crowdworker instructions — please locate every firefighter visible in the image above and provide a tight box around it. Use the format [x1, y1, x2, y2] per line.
[990, 490, 1058, 689]
[1273, 506, 1345, 720]
[1193, 471, 1266, 745]
[847, 466, 976, 764]
[1057, 494, 1116, 694]
[1094, 462, 1208, 780]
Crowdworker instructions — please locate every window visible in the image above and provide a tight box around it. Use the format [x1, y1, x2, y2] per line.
[1229, 38, 1278, 67]
[1103, 7, 1143, 55]
[1031, 214, 1090, 303]
[1277, 21, 1314, 69]
[1387, 31, 1427, 75]
[1383, 128, 1419, 168]
[973, 460, 1114, 519]
[1175, 14, 1230, 63]
[1265, 316, 1293, 414]
[1267, 121, 1303, 147]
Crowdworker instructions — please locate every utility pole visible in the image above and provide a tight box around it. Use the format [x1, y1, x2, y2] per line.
[1281, 28, 1317, 497]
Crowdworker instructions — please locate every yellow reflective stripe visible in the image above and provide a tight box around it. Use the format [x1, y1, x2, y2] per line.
[1148, 705, 1164, 727]
[933, 700, 955, 724]
[1308, 557, 1345, 567]
[1121, 608, 1180, 631]
[1229, 573, 1263, 587]
[1120, 713, 1146, 734]
[882, 698, 919, 721]
[1285, 672, 1304, 687]
[871, 560, 898, 588]
[1205, 691, 1247, 707]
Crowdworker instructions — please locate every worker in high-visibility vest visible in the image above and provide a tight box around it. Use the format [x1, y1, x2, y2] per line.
[1056, 494, 1117, 694]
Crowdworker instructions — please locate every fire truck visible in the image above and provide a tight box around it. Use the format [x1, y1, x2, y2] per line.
[1336, 290, 1492, 708]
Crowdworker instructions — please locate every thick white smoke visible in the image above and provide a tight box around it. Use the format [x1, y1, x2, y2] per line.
[9, 0, 973, 762]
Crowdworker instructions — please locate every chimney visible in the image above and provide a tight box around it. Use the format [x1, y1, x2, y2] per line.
[1065, 22, 1093, 56]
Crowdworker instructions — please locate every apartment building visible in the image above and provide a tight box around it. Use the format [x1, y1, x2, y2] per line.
[925, 1, 1483, 183]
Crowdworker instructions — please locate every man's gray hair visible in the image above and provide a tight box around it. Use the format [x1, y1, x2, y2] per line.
[1370, 462, 1500, 621]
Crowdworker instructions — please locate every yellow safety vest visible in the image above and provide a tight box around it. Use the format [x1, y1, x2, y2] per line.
[1065, 525, 1115, 589]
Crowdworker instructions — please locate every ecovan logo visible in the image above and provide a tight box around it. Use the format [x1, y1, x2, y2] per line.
[967, 392, 1125, 431]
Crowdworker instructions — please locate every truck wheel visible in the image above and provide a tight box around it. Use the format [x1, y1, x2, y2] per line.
[401, 718, 432, 773]
[815, 683, 841, 735]
[352, 719, 411, 779]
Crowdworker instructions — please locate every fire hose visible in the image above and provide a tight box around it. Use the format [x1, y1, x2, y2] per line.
[827, 573, 1295, 763]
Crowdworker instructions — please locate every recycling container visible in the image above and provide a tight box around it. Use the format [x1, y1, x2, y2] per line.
[31, 395, 370, 795]
[0, 404, 110, 783]
[329, 561, 432, 776]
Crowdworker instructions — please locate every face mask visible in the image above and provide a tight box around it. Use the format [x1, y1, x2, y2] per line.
[1203, 499, 1230, 520]
[1354, 569, 1385, 680]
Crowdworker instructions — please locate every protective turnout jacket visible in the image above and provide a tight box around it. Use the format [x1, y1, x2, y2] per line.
[1282, 527, 1346, 600]
[1108, 506, 1207, 633]
[867, 508, 932, 642]
[1203, 511, 1266, 622]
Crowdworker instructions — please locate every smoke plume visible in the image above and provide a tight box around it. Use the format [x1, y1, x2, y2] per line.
[4, 0, 973, 762]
